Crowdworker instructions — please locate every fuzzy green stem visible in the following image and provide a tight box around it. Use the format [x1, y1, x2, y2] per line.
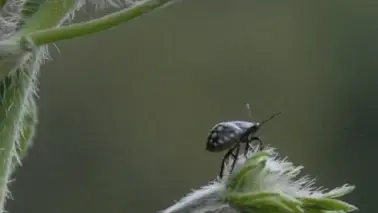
[0, 55, 38, 213]
[0, 0, 75, 82]
[26, 0, 173, 45]
[0, 81, 23, 211]
[0, 1, 76, 211]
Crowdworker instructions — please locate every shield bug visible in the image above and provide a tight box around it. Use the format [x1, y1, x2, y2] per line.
[206, 104, 281, 178]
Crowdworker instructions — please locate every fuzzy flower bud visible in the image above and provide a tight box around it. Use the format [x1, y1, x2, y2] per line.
[161, 148, 357, 213]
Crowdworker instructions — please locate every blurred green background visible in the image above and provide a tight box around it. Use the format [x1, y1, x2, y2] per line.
[6, 1, 376, 213]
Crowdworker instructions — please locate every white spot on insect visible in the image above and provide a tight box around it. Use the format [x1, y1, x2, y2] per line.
[223, 136, 230, 141]
[217, 126, 224, 131]
[211, 132, 217, 138]
[218, 139, 224, 144]
[230, 133, 236, 138]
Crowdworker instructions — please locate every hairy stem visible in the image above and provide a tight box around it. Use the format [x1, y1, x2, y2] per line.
[0, 52, 39, 212]
[0, 1, 76, 211]
[26, 0, 173, 45]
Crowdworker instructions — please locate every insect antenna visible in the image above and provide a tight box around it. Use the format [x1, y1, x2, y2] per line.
[260, 111, 282, 126]
[244, 102, 253, 120]
[245, 102, 282, 126]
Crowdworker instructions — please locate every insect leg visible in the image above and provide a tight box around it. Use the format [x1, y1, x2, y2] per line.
[219, 147, 235, 178]
[243, 136, 264, 157]
[229, 144, 240, 174]
[219, 144, 240, 178]
[243, 141, 253, 157]
[250, 136, 264, 151]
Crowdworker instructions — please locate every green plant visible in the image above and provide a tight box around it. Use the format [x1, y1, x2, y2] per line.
[0, 0, 177, 212]
[0, 1, 359, 213]
[161, 148, 357, 213]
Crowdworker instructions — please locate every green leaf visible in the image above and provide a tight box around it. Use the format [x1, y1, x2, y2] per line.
[227, 151, 269, 192]
[322, 185, 356, 198]
[20, 0, 48, 22]
[230, 194, 294, 213]
[0, 0, 7, 9]
[301, 197, 358, 212]
[227, 191, 281, 204]
[17, 0, 76, 35]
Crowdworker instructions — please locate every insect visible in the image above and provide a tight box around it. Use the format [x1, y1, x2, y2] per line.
[206, 104, 281, 178]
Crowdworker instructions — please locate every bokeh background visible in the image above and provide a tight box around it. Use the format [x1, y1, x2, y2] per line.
[6, 1, 377, 213]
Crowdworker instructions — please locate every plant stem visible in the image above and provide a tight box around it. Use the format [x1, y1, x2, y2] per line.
[0, 54, 39, 213]
[26, 0, 173, 46]
[0, 1, 77, 211]
[0, 0, 76, 82]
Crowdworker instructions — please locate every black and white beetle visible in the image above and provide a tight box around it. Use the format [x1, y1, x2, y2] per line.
[206, 104, 281, 178]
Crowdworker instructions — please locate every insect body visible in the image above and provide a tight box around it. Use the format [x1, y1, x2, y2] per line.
[206, 121, 261, 152]
[206, 105, 281, 178]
